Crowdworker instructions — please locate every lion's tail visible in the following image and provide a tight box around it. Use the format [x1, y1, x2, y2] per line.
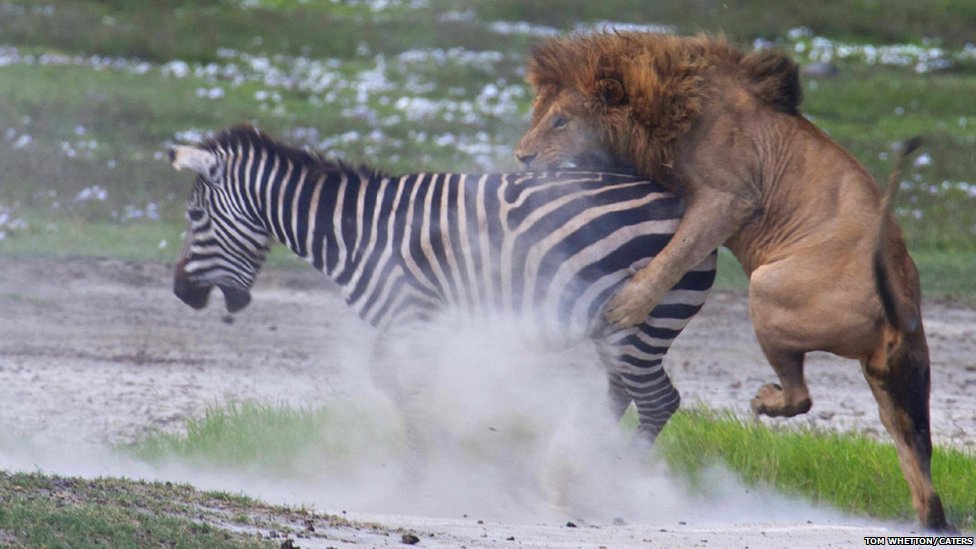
[874, 137, 922, 334]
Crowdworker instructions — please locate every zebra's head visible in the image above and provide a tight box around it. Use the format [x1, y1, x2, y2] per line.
[169, 139, 271, 313]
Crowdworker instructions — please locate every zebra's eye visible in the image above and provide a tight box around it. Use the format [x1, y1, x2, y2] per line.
[551, 116, 569, 129]
[187, 209, 205, 222]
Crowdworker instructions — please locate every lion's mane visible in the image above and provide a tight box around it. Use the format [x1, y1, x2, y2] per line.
[526, 32, 802, 177]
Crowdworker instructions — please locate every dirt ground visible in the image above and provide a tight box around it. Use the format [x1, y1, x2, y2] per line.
[0, 256, 973, 547]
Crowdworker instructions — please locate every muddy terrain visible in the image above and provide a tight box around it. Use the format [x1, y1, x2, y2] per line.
[1, 256, 973, 547]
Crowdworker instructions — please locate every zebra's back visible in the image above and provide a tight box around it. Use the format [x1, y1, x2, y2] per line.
[343, 170, 713, 340]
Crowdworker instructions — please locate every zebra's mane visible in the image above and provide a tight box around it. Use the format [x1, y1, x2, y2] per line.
[201, 124, 388, 180]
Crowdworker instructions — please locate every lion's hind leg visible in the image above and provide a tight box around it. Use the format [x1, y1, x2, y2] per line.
[862, 327, 951, 531]
[749, 347, 813, 417]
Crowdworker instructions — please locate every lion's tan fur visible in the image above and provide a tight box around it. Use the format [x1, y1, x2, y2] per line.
[516, 32, 949, 530]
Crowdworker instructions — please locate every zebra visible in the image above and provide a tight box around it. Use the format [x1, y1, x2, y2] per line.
[168, 125, 716, 444]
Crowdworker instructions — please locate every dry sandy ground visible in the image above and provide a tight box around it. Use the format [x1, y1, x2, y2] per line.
[0, 256, 973, 547]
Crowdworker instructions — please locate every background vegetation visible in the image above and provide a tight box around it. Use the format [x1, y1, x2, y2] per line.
[0, 0, 973, 295]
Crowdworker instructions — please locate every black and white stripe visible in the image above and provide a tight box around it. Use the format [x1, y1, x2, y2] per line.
[172, 125, 715, 441]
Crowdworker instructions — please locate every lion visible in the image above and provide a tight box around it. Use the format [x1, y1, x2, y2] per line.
[514, 32, 950, 531]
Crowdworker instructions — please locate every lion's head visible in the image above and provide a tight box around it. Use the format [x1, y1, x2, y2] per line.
[515, 32, 801, 178]
[515, 86, 623, 170]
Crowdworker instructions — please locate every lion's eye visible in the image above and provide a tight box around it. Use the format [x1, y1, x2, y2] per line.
[551, 116, 569, 129]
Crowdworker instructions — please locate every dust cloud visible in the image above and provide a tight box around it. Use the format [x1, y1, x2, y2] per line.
[0, 310, 857, 529]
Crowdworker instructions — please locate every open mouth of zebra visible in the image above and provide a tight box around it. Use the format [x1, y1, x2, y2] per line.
[173, 276, 252, 313]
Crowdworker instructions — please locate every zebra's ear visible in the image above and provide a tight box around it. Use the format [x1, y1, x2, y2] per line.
[169, 146, 218, 179]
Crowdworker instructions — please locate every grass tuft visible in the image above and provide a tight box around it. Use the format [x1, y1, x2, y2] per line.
[0, 472, 274, 548]
[127, 400, 401, 475]
[656, 409, 976, 530]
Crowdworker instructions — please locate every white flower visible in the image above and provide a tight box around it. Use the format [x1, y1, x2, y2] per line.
[489, 21, 560, 38]
[913, 153, 932, 168]
[175, 129, 208, 143]
[788, 27, 813, 40]
[162, 60, 190, 78]
[195, 87, 224, 99]
[13, 134, 31, 149]
[76, 185, 108, 201]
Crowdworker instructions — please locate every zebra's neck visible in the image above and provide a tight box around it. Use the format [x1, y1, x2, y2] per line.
[233, 142, 379, 283]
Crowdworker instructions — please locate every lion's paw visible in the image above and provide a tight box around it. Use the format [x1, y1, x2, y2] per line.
[750, 383, 784, 416]
[605, 282, 656, 328]
[750, 383, 812, 417]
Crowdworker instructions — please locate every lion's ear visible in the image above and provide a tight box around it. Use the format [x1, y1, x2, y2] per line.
[597, 78, 627, 107]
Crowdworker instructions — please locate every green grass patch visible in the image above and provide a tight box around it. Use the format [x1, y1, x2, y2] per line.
[712, 248, 748, 292]
[656, 409, 976, 530]
[0, 217, 183, 262]
[446, 0, 976, 48]
[802, 67, 976, 254]
[127, 401, 400, 475]
[913, 249, 976, 306]
[0, 0, 512, 63]
[0, 469, 378, 547]
[0, 216, 305, 268]
[0, 472, 276, 548]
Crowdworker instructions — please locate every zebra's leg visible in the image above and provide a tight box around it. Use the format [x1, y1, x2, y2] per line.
[627, 363, 681, 444]
[594, 249, 715, 443]
[596, 332, 681, 445]
[597, 344, 634, 420]
[605, 370, 633, 420]
[368, 326, 437, 479]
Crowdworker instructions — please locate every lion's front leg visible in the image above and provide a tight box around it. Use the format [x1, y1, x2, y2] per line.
[605, 189, 753, 328]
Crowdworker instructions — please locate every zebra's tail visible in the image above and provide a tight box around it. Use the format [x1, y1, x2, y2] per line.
[873, 137, 922, 334]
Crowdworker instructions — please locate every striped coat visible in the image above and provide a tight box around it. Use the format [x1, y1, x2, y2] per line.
[170, 126, 715, 440]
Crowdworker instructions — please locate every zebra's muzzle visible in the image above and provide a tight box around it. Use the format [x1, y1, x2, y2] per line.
[174, 279, 251, 313]
[173, 273, 213, 310]
[174, 265, 251, 313]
